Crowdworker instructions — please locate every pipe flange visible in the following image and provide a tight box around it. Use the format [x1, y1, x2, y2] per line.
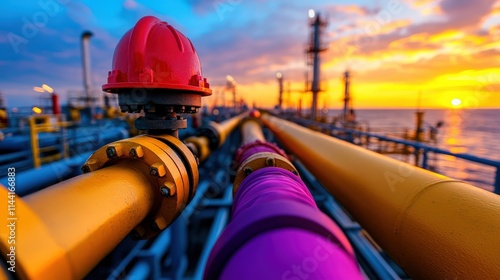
[151, 134, 199, 201]
[197, 122, 221, 150]
[81, 135, 198, 239]
[184, 136, 210, 163]
[233, 152, 298, 195]
[135, 117, 187, 130]
[234, 140, 288, 164]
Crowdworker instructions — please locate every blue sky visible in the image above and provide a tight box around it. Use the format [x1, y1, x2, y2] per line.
[1, 0, 499, 108]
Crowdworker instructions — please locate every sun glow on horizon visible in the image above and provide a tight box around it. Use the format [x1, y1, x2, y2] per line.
[451, 98, 462, 107]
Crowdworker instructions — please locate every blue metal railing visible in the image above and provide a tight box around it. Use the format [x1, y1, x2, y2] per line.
[290, 117, 500, 194]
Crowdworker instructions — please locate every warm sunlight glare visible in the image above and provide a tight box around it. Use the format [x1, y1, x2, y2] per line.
[451, 98, 462, 107]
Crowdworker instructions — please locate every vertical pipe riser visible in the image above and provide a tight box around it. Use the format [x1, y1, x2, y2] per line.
[82, 36, 91, 105]
[81, 31, 94, 117]
[311, 16, 321, 120]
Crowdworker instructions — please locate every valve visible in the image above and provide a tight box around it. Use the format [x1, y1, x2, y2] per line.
[102, 16, 212, 136]
[82, 134, 198, 239]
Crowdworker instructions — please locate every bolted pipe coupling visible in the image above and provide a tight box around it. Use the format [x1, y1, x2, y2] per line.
[232, 140, 297, 195]
[196, 121, 223, 150]
[82, 134, 198, 238]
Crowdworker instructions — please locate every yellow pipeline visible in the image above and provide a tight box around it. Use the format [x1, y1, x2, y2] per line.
[185, 135, 211, 162]
[211, 112, 248, 147]
[0, 164, 154, 279]
[262, 114, 500, 279]
[214, 112, 248, 147]
[241, 118, 265, 145]
[0, 134, 198, 279]
[185, 112, 247, 162]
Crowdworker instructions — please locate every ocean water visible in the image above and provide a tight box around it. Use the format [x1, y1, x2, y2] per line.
[328, 109, 500, 192]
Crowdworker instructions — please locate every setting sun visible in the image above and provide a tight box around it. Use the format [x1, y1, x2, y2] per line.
[451, 98, 462, 107]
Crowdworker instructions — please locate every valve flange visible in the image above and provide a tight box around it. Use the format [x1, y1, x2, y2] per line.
[82, 134, 199, 239]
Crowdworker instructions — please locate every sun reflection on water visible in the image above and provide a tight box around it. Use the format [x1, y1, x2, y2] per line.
[438, 109, 495, 191]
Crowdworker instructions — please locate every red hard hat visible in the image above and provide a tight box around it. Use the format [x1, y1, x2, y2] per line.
[103, 16, 211, 96]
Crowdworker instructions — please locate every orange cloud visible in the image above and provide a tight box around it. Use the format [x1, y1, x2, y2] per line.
[380, 19, 413, 34]
[428, 30, 464, 43]
[202, 2, 500, 109]
[334, 5, 370, 16]
[422, 5, 443, 15]
[249, 25, 499, 109]
[404, 0, 442, 15]
[407, 0, 438, 7]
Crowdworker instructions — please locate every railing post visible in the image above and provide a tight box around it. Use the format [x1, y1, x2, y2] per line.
[495, 167, 500, 195]
[29, 116, 41, 168]
[414, 146, 420, 167]
[422, 149, 428, 170]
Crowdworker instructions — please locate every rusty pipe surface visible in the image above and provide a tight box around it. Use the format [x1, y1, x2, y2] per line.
[0, 164, 154, 279]
[262, 113, 500, 279]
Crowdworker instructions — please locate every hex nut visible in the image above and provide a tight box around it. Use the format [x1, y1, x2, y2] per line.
[152, 217, 167, 231]
[161, 181, 176, 196]
[149, 163, 166, 177]
[130, 226, 146, 239]
[265, 157, 276, 167]
[81, 165, 91, 173]
[82, 158, 100, 173]
[244, 167, 253, 176]
[106, 144, 123, 159]
[129, 146, 144, 158]
[160, 187, 170, 196]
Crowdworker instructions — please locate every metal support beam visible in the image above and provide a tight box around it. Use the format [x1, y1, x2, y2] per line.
[262, 113, 500, 279]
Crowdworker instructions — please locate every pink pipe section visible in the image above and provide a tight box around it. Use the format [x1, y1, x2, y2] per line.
[204, 167, 363, 279]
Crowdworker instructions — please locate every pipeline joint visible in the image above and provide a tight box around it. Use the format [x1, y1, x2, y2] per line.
[234, 140, 288, 164]
[233, 152, 298, 195]
[196, 122, 221, 150]
[81, 135, 199, 239]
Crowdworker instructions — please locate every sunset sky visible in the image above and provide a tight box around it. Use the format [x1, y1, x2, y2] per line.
[0, 0, 499, 109]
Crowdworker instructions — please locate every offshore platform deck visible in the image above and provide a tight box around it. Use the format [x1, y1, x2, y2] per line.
[1, 14, 500, 280]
